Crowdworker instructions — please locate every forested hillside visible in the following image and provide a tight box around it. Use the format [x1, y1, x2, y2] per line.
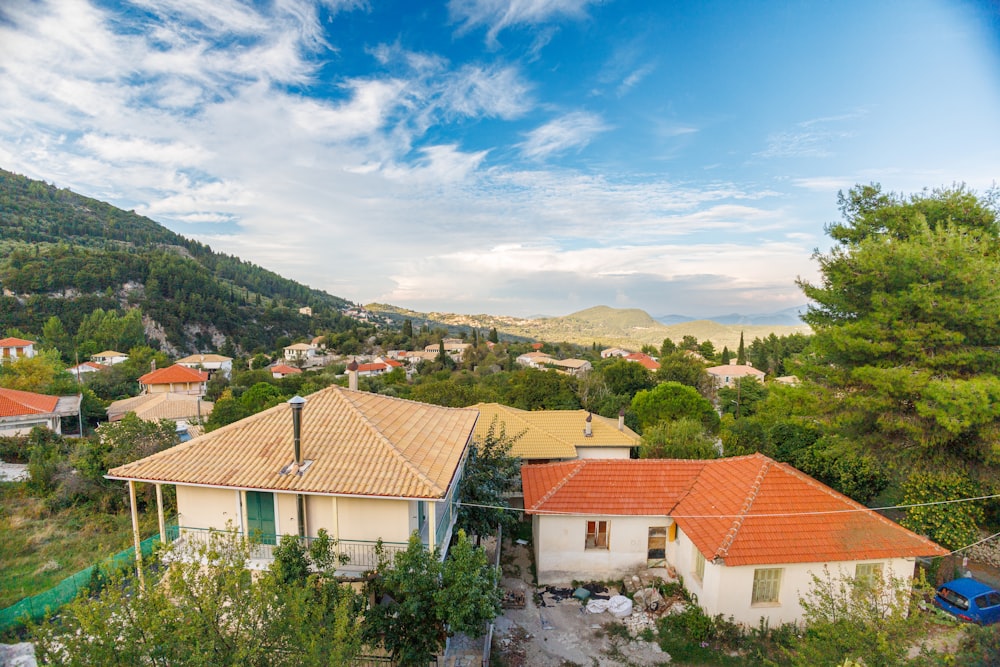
[0, 169, 355, 354]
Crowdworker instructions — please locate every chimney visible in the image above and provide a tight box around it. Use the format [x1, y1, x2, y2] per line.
[618, 407, 625, 431]
[584, 412, 593, 437]
[288, 395, 306, 466]
[151, 359, 156, 371]
[729, 359, 736, 366]
[347, 359, 359, 390]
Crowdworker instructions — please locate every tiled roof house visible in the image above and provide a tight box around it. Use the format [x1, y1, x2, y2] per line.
[108, 386, 479, 574]
[0, 337, 36, 364]
[139, 364, 209, 396]
[522, 455, 947, 625]
[0, 387, 82, 436]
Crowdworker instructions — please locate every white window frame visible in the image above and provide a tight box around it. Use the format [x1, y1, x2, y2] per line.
[585, 520, 609, 550]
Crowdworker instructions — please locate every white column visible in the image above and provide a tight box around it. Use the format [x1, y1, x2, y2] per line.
[128, 480, 144, 585]
[428, 503, 437, 555]
[155, 484, 166, 544]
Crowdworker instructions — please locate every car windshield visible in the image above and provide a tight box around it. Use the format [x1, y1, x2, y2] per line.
[938, 587, 970, 610]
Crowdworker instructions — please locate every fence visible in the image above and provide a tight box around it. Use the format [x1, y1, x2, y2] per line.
[0, 530, 165, 633]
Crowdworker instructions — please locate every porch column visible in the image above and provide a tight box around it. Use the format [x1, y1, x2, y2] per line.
[427, 503, 437, 555]
[155, 484, 166, 544]
[128, 480, 144, 585]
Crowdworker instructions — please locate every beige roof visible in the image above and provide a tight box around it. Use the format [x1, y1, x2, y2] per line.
[473, 403, 639, 460]
[93, 350, 127, 358]
[550, 358, 590, 369]
[108, 386, 479, 500]
[176, 354, 232, 364]
[107, 393, 214, 422]
[284, 343, 313, 351]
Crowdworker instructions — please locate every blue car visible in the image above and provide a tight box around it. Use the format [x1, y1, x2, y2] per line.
[934, 578, 1000, 625]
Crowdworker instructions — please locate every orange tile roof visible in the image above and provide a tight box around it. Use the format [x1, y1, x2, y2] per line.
[522, 454, 947, 566]
[0, 337, 35, 347]
[108, 386, 479, 500]
[357, 362, 389, 372]
[625, 353, 660, 370]
[271, 364, 301, 374]
[139, 364, 209, 384]
[0, 387, 59, 417]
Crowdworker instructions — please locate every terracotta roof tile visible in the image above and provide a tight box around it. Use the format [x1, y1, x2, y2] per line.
[0, 388, 59, 417]
[270, 364, 301, 374]
[522, 455, 947, 566]
[107, 393, 213, 422]
[139, 364, 209, 384]
[0, 337, 35, 347]
[108, 386, 479, 500]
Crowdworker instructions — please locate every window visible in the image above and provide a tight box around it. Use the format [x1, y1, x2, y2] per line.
[975, 592, 1000, 609]
[751, 568, 783, 605]
[585, 520, 608, 549]
[938, 587, 969, 610]
[693, 548, 705, 581]
[855, 562, 883, 587]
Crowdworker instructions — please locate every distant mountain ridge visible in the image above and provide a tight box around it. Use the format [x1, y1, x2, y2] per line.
[369, 303, 811, 350]
[656, 305, 809, 327]
[0, 168, 355, 354]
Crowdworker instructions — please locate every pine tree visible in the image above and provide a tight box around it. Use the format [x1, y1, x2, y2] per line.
[736, 331, 746, 365]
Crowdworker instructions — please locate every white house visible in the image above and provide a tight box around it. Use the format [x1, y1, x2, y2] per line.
[548, 358, 593, 377]
[107, 387, 479, 576]
[705, 360, 766, 388]
[0, 337, 36, 364]
[600, 348, 631, 359]
[515, 351, 555, 369]
[270, 364, 302, 379]
[68, 361, 106, 379]
[0, 388, 81, 436]
[522, 455, 947, 626]
[91, 350, 129, 366]
[283, 343, 315, 362]
[176, 354, 233, 379]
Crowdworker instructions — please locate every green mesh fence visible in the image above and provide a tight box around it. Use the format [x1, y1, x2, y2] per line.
[0, 530, 168, 633]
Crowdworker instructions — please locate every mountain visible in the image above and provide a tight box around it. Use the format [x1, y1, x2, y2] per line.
[369, 304, 811, 350]
[656, 305, 808, 327]
[0, 168, 355, 354]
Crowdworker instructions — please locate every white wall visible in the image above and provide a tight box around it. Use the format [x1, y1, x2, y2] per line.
[575, 446, 632, 459]
[177, 486, 241, 530]
[534, 514, 672, 584]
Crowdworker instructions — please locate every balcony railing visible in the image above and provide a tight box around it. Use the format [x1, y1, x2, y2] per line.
[164, 525, 409, 571]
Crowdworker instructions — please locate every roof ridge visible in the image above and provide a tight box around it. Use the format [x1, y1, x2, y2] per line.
[530, 459, 587, 511]
[714, 456, 773, 561]
[341, 390, 448, 496]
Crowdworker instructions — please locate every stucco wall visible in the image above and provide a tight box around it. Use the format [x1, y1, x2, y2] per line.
[177, 485, 241, 530]
[534, 514, 672, 584]
[575, 446, 632, 459]
[337, 496, 411, 543]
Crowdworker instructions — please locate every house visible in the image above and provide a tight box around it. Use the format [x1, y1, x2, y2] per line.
[91, 350, 129, 365]
[270, 364, 302, 379]
[355, 359, 403, 377]
[68, 361, 106, 379]
[625, 352, 660, 371]
[107, 393, 213, 425]
[706, 360, 766, 387]
[423, 340, 472, 359]
[283, 343, 315, 362]
[515, 351, 555, 369]
[310, 336, 326, 350]
[548, 358, 592, 377]
[139, 364, 209, 396]
[176, 354, 233, 379]
[601, 348, 631, 359]
[0, 387, 82, 436]
[0, 337, 36, 364]
[298, 306, 313, 317]
[522, 455, 948, 626]
[474, 403, 638, 465]
[107, 387, 479, 575]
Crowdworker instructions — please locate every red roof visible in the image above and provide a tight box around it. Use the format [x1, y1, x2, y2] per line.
[625, 353, 660, 370]
[270, 364, 301, 375]
[0, 387, 59, 417]
[139, 364, 209, 385]
[0, 337, 35, 348]
[385, 359, 403, 367]
[357, 362, 388, 372]
[522, 455, 947, 566]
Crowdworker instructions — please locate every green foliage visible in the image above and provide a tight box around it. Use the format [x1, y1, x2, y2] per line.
[799, 184, 1000, 480]
[655, 351, 712, 393]
[436, 530, 502, 636]
[601, 359, 654, 396]
[0, 349, 72, 393]
[505, 368, 580, 410]
[32, 532, 362, 666]
[951, 623, 1000, 666]
[456, 419, 523, 539]
[717, 377, 768, 418]
[26, 427, 70, 495]
[901, 471, 984, 550]
[640, 417, 718, 459]
[792, 565, 928, 667]
[631, 381, 719, 433]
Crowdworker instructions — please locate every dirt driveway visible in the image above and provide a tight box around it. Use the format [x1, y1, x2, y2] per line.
[493, 541, 672, 667]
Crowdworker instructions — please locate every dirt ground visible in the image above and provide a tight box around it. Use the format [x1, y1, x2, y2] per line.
[492, 540, 672, 667]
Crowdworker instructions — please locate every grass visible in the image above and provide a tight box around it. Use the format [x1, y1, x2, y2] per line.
[0, 482, 160, 608]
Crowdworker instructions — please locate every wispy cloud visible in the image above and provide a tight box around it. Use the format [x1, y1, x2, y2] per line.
[518, 111, 610, 159]
[448, 0, 601, 45]
[757, 110, 866, 159]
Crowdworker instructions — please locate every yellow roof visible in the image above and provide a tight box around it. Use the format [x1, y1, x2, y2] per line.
[108, 386, 479, 499]
[93, 350, 127, 358]
[176, 354, 233, 364]
[107, 393, 213, 422]
[473, 404, 639, 460]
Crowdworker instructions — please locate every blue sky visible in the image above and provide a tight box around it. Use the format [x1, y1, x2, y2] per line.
[1, 0, 998, 318]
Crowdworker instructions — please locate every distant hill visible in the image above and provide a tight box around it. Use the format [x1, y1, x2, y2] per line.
[656, 305, 808, 327]
[369, 304, 811, 350]
[0, 168, 356, 354]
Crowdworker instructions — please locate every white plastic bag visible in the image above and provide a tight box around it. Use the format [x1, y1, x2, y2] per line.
[608, 595, 633, 618]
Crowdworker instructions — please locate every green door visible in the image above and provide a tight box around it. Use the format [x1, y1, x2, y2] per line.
[246, 491, 276, 545]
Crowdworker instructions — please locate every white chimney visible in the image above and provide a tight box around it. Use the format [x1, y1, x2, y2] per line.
[584, 412, 593, 437]
[347, 359, 359, 390]
[618, 408, 625, 431]
[729, 359, 737, 366]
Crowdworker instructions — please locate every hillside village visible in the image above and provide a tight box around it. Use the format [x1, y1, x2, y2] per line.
[3, 182, 1000, 665]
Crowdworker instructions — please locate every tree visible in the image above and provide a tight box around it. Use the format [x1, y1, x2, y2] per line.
[900, 471, 984, 551]
[736, 331, 746, 365]
[456, 419, 522, 542]
[0, 349, 70, 393]
[488, 327, 499, 344]
[717, 376, 768, 418]
[655, 351, 711, 394]
[798, 184, 1000, 484]
[601, 358, 654, 396]
[436, 530, 501, 636]
[33, 532, 362, 666]
[41, 315, 72, 362]
[639, 417, 717, 459]
[631, 381, 719, 433]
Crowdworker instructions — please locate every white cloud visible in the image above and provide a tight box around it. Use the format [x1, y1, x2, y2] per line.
[518, 111, 610, 159]
[449, 0, 600, 45]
